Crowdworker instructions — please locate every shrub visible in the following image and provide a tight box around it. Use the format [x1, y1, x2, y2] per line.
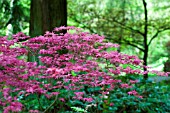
[0, 26, 168, 112]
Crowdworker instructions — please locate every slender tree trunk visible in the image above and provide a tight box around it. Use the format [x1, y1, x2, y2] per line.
[28, 0, 67, 62]
[142, 0, 148, 79]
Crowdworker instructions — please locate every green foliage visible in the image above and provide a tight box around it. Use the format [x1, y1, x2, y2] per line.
[106, 75, 170, 113]
[0, 0, 30, 35]
[71, 107, 87, 112]
[23, 75, 169, 113]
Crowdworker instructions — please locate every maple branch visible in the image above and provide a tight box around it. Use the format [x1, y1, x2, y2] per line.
[148, 27, 170, 46]
[112, 20, 144, 36]
[105, 37, 144, 52]
[125, 41, 144, 52]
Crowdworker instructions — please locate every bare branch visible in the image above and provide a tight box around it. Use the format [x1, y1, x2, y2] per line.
[112, 19, 144, 36]
[105, 37, 144, 52]
[148, 27, 170, 46]
[125, 41, 145, 52]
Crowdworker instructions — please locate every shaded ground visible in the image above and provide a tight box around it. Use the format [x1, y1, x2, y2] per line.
[148, 76, 170, 82]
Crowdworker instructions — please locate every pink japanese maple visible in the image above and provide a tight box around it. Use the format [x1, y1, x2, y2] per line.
[0, 26, 168, 112]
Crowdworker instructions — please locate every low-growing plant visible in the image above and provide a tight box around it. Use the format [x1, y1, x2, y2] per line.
[0, 26, 169, 113]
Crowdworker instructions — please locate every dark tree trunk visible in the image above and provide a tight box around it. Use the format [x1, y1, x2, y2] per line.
[142, 0, 148, 79]
[29, 0, 67, 62]
[30, 0, 67, 37]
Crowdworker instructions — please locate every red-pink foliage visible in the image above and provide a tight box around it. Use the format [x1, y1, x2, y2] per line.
[0, 26, 168, 112]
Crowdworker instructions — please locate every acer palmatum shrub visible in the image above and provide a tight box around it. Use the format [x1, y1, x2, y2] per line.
[0, 26, 168, 113]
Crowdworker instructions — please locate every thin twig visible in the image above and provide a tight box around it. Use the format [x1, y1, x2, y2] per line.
[43, 95, 58, 113]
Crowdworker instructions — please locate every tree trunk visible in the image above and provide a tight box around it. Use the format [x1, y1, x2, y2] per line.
[28, 0, 67, 62]
[30, 0, 67, 37]
[142, 0, 148, 79]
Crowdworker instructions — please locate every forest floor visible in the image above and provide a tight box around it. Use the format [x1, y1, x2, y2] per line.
[148, 76, 170, 82]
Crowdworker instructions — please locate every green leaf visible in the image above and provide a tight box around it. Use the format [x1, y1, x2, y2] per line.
[71, 70, 77, 76]
[71, 107, 86, 112]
